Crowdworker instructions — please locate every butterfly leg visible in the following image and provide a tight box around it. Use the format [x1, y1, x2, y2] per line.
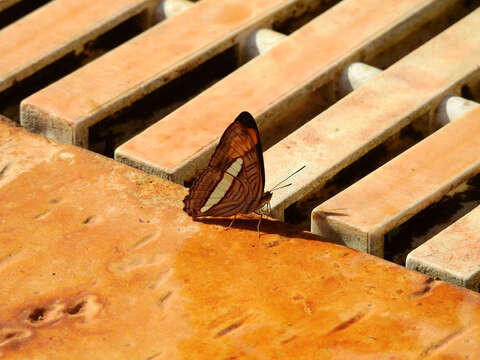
[257, 213, 263, 239]
[226, 215, 237, 230]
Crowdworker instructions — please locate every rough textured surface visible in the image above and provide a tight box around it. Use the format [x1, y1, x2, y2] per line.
[0, 0, 155, 92]
[115, 0, 461, 184]
[2, 120, 480, 358]
[265, 6, 480, 220]
[311, 99, 480, 257]
[407, 204, 480, 291]
[21, 0, 320, 147]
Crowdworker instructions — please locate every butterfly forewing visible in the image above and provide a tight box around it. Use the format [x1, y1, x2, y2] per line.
[183, 111, 266, 218]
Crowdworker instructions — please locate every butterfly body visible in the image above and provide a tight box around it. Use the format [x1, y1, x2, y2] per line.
[183, 111, 270, 219]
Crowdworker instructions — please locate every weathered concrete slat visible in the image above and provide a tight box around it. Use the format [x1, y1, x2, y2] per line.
[21, 0, 320, 146]
[0, 0, 156, 93]
[115, 0, 462, 184]
[1, 120, 480, 359]
[406, 204, 480, 291]
[263, 7, 480, 221]
[311, 104, 480, 257]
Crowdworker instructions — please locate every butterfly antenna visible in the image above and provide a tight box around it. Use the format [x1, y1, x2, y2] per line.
[269, 183, 292, 192]
[269, 165, 306, 191]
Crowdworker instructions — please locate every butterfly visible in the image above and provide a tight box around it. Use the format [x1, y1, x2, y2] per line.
[183, 111, 272, 226]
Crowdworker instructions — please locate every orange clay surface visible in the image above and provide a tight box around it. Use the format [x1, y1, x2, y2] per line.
[1, 120, 480, 358]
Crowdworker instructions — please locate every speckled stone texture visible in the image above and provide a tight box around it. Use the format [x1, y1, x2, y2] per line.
[407, 204, 480, 291]
[1, 121, 480, 359]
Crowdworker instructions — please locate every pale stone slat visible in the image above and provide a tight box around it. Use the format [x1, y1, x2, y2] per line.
[406, 204, 480, 291]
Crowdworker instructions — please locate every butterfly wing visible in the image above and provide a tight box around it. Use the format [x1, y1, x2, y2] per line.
[183, 111, 266, 217]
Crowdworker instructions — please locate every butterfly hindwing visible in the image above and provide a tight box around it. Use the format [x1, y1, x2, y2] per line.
[183, 111, 266, 217]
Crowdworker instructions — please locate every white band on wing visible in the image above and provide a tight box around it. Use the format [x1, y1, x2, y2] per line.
[201, 158, 243, 213]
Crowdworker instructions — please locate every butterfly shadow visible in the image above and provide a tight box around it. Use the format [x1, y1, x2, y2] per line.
[193, 213, 348, 245]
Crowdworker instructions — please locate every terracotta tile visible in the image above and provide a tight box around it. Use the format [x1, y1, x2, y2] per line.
[311, 104, 480, 257]
[407, 204, 480, 291]
[115, 0, 461, 183]
[20, 0, 318, 146]
[0, 0, 156, 93]
[1, 120, 480, 359]
[263, 7, 480, 220]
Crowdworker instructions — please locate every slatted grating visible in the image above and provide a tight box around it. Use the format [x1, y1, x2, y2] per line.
[2, 0, 480, 357]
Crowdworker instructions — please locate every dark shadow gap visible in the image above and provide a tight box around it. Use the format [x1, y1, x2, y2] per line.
[461, 84, 474, 100]
[193, 216, 321, 242]
[272, 0, 341, 35]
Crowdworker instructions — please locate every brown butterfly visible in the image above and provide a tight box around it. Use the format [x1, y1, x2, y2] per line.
[183, 111, 272, 226]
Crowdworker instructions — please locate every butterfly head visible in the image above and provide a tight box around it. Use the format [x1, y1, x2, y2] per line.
[256, 191, 272, 215]
[261, 191, 272, 205]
